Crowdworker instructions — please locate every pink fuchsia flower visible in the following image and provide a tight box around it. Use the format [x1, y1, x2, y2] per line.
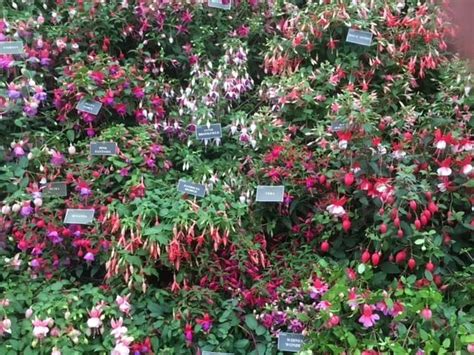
[83, 251, 95, 262]
[196, 313, 213, 332]
[315, 300, 331, 311]
[347, 288, 360, 310]
[32, 317, 51, 339]
[116, 294, 132, 315]
[110, 318, 128, 339]
[87, 307, 103, 329]
[184, 323, 193, 343]
[112, 342, 131, 355]
[358, 305, 380, 328]
[326, 314, 340, 328]
[0, 318, 11, 336]
[420, 308, 432, 321]
[309, 278, 329, 299]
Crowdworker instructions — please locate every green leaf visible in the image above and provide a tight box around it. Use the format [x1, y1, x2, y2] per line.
[244, 314, 258, 330]
[381, 262, 400, 274]
[424, 270, 433, 282]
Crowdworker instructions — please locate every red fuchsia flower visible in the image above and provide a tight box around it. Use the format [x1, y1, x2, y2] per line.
[75, 180, 92, 198]
[458, 157, 473, 175]
[309, 277, 329, 298]
[347, 288, 360, 310]
[196, 313, 213, 332]
[336, 131, 352, 150]
[358, 305, 380, 328]
[326, 197, 348, 217]
[184, 323, 193, 343]
[436, 158, 453, 177]
[433, 129, 454, 150]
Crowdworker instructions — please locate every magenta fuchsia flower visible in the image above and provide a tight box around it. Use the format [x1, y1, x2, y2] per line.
[196, 313, 213, 332]
[358, 305, 380, 328]
[184, 323, 193, 343]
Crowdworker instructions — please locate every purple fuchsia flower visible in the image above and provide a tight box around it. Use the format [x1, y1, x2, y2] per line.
[50, 150, 65, 166]
[184, 323, 193, 343]
[33, 86, 47, 101]
[272, 311, 287, 325]
[196, 313, 213, 332]
[76, 180, 92, 198]
[84, 251, 95, 262]
[23, 99, 39, 117]
[20, 203, 33, 217]
[7, 83, 21, 99]
[288, 319, 304, 333]
[132, 86, 144, 99]
[358, 305, 380, 328]
[12, 144, 25, 157]
[0, 55, 14, 69]
[47, 230, 63, 244]
[309, 278, 329, 299]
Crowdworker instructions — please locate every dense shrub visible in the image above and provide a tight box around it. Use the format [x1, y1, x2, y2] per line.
[0, 0, 472, 354]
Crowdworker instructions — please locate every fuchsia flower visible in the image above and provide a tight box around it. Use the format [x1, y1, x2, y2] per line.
[110, 318, 128, 339]
[75, 180, 92, 198]
[50, 150, 65, 166]
[437, 158, 452, 177]
[358, 305, 380, 328]
[184, 323, 193, 343]
[336, 131, 352, 150]
[309, 278, 329, 298]
[90, 71, 105, 85]
[0, 318, 11, 336]
[32, 317, 52, 339]
[116, 294, 132, 315]
[326, 197, 348, 217]
[87, 306, 103, 330]
[196, 313, 213, 332]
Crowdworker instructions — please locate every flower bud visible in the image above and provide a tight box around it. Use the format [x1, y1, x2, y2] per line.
[33, 198, 43, 207]
[12, 203, 21, 213]
[68, 145, 76, 155]
[25, 308, 33, 318]
[1, 205, 11, 215]
[27, 152, 33, 160]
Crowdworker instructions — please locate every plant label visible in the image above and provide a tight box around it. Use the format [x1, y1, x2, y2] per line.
[177, 180, 206, 197]
[208, 0, 231, 10]
[76, 99, 102, 115]
[196, 123, 222, 140]
[0, 41, 24, 55]
[64, 209, 95, 225]
[43, 182, 67, 197]
[346, 29, 373, 46]
[202, 352, 234, 355]
[331, 121, 347, 132]
[90, 142, 117, 156]
[256, 186, 284, 202]
[277, 332, 306, 352]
